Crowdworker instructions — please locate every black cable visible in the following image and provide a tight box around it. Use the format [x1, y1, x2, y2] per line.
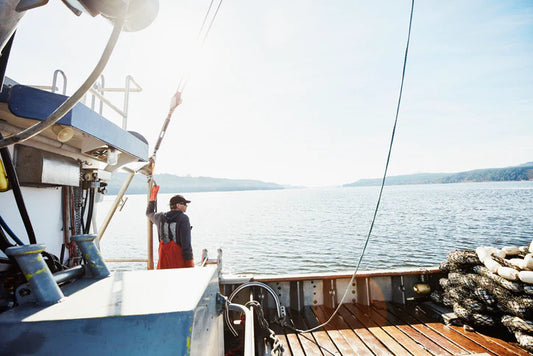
[84, 188, 95, 234]
[294, 0, 416, 333]
[0, 224, 14, 252]
[0, 31, 15, 88]
[197, 0, 216, 40]
[180, 0, 224, 92]
[356, 0, 415, 270]
[0, 215, 24, 245]
[80, 188, 88, 233]
[0, 133, 37, 244]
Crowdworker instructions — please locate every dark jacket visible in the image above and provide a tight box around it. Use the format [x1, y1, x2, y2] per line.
[146, 200, 193, 261]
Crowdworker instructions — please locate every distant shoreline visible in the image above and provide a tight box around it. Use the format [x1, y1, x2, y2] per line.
[105, 162, 532, 194]
[344, 163, 533, 187]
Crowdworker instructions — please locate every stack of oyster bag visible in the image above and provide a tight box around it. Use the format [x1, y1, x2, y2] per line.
[433, 243, 533, 352]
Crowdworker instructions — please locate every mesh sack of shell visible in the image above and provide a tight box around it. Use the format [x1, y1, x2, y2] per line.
[502, 315, 533, 334]
[446, 250, 482, 266]
[436, 244, 533, 348]
[473, 265, 524, 293]
[513, 331, 533, 353]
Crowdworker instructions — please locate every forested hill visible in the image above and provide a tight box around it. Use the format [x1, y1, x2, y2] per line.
[105, 173, 285, 195]
[344, 162, 533, 187]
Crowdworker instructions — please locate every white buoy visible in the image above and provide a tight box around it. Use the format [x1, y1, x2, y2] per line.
[484, 257, 502, 274]
[519, 270, 533, 284]
[492, 249, 507, 259]
[509, 258, 527, 270]
[498, 266, 519, 281]
[524, 254, 533, 270]
[476, 246, 491, 263]
[502, 246, 521, 256]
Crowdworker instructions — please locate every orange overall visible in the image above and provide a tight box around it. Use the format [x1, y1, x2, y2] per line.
[157, 240, 194, 269]
[146, 200, 194, 269]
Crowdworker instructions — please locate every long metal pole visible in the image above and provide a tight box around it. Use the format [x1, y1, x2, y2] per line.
[97, 168, 136, 242]
[228, 304, 255, 356]
[147, 177, 154, 270]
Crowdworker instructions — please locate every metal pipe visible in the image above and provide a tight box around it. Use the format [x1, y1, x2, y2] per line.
[147, 178, 154, 270]
[87, 87, 125, 118]
[53, 265, 85, 285]
[123, 75, 130, 129]
[98, 75, 105, 114]
[97, 167, 135, 242]
[52, 70, 67, 95]
[228, 303, 255, 356]
[121, 75, 142, 129]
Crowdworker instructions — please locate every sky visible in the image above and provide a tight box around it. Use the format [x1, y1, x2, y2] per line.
[5, 0, 533, 187]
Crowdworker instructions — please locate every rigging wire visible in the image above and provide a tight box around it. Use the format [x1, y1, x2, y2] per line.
[151, 0, 224, 160]
[290, 0, 416, 333]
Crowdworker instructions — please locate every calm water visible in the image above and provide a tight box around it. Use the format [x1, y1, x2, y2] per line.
[97, 181, 533, 275]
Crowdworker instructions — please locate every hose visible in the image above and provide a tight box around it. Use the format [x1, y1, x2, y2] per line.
[0, 214, 24, 245]
[0, 5, 127, 149]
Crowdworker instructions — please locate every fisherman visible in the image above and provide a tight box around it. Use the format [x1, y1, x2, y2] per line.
[146, 184, 194, 269]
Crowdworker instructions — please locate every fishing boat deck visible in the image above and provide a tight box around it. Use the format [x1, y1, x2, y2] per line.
[273, 301, 531, 355]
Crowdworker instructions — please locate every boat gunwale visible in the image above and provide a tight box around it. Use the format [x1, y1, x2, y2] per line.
[220, 266, 441, 284]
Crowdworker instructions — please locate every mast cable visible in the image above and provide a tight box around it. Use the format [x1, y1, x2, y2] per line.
[179, 0, 224, 93]
[151, 0, 224, 160]
[290, 0, 415, 333]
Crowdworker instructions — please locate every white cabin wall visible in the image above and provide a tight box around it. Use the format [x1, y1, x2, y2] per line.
[0, 186, 63, 259]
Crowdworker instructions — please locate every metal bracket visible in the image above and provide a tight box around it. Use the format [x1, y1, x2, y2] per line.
[216, 292, 228, 316]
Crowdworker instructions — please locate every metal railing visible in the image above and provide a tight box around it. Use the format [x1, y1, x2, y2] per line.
[30, 70, 141, 130]
[84, 74, 142, 129]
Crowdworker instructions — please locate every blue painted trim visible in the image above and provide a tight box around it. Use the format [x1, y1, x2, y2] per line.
[1, 85, 148, 161]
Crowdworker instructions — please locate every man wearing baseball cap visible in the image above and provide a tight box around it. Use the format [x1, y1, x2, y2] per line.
[146, 185, 194, 269]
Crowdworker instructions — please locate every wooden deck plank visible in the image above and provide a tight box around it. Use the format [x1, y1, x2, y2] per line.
[380, 302, 469, 355]
[337, 305, 395, 356]
[270, 301, 531, 356]
[353, 304, 434, 356]
[284, 311, 320, 356]
[314, 305, 374, 355]
[286, 333, 307, 356]
[289, 308, 333, 356]
[418, 303, 531, 356]
[394, 303, 493, 355]
[370, 303, 454, 355]
[344, 303, 414, 355]
[302, 307, 343, 356]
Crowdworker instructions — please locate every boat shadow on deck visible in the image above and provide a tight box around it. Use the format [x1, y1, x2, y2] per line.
[273, 302, 531, 356]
